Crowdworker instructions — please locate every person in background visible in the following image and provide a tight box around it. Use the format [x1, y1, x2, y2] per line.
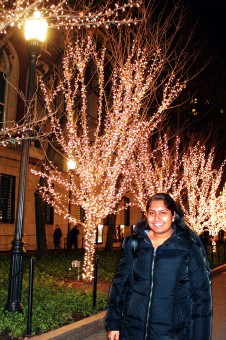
[218, 229, 225, 243]
[200, 226, 212, 252]
[70, 224, 80, 251]
[105, 193, 212, 340]
[53, 224, 62, 251]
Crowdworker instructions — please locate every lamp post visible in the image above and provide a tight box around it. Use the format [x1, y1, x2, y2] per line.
[66, 159, 76, 255]
[5, 12, 48, 313]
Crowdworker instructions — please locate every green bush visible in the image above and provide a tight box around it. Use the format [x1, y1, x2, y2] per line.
[0, 283, 108, 338]
[0, 252, 121, 339]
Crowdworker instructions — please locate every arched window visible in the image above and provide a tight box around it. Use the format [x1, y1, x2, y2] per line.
[0, 50, 8, 129]
[0, 42, 19, 129]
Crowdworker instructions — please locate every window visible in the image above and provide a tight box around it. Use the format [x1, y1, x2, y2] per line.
[113, 225, 125, 243]
[95, 224, 103, 244]
[190, 98, 198, 104]
[0, 174, 15, 223]
[79, 206, 85, 223]
[45, 202, 54, 224]
[113, 226, 120, 243]
[44, 184, 54, 224]
[0, 72, 6, 129]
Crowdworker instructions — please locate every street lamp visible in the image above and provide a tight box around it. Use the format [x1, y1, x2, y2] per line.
[66, 159, 76, 255]
[5, 11, 48, 313]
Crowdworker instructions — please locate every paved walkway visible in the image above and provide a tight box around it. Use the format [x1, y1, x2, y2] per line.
[211, 271, 226, 339]
[84, 271, 226, 340]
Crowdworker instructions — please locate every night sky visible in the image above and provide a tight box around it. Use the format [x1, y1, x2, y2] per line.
[197, 0, 226, 61]
[193, 0, 226, 170]
[165, 0, 226, 166]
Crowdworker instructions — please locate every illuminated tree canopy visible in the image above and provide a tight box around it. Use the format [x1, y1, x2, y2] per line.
[178, 142, 225, 236]
[31, 4, 189, 279]
[125, 132, 182, 212]
[127, 132, 226, 237]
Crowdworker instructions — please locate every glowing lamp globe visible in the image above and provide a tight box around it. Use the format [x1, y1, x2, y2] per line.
[67, 159, 76, 170]
[24, 11, 48, 42]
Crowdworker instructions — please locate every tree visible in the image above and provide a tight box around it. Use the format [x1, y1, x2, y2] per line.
[128, 129, 225, 237]
[178, 142, 225, 235]
[30, 1, 193, 280]
[125, 132, 182, 212]
[31, 36, 159, 280]
[207, 182, 226, 237]
[33, 39, 186, 281]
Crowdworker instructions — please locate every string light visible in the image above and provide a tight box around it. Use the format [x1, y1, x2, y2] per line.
[0, 0, 142, 34]
[124, 133, 182, 212]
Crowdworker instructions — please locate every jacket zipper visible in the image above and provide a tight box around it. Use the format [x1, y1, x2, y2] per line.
[144, 248, 156, 340]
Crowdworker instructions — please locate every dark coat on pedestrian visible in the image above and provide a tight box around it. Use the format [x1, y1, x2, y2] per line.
[53, 226, 62, 248]
[70, 226, 79, 250]
[105, 220, 212, 340]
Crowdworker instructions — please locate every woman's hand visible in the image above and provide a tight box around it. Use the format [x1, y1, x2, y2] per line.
[108, 330, 120, 340]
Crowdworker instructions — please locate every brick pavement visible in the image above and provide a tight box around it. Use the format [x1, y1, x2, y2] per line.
[211, 271, 226, 340]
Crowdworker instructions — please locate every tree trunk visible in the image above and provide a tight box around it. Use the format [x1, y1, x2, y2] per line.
[34, 137, 59, 257]
[83, 220, 97, 281]
[34, 190, 48, 258]
[105, 213, 117, 252]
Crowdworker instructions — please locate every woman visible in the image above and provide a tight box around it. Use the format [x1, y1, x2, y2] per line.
[105, 193, 212, 340]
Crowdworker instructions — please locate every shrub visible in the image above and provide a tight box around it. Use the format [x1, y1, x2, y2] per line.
[0, 252, 116, 339]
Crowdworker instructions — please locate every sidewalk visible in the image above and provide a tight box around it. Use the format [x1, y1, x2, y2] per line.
[31, 265, 226, 340]
[211, 270, 226, 339]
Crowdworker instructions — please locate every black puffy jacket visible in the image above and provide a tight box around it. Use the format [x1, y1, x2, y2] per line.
[105, 221, 212, 340]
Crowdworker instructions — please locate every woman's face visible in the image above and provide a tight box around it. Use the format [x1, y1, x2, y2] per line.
[146, 199, 174, 237]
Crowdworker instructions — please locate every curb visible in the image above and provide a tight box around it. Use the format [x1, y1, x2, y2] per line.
[30, 311, 106, 340]
[211, 264, 226, 277]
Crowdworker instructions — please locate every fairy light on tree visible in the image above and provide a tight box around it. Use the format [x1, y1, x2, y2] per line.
[32, 38, 161, 280]
[0, 0, 142, 34]
[218, 184, 226, 231]
[205, 182, 226, 237]
[178, 142, 225, 236]
[29, 1, 194, 280]
[0, 0, 142, 147]
[124, 132, 183, 212]
[125, 132, 225, 238]
[31, 27, 187, 280]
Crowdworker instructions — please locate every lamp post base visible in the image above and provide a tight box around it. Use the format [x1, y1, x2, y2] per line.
[5, 239, 25, 313]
